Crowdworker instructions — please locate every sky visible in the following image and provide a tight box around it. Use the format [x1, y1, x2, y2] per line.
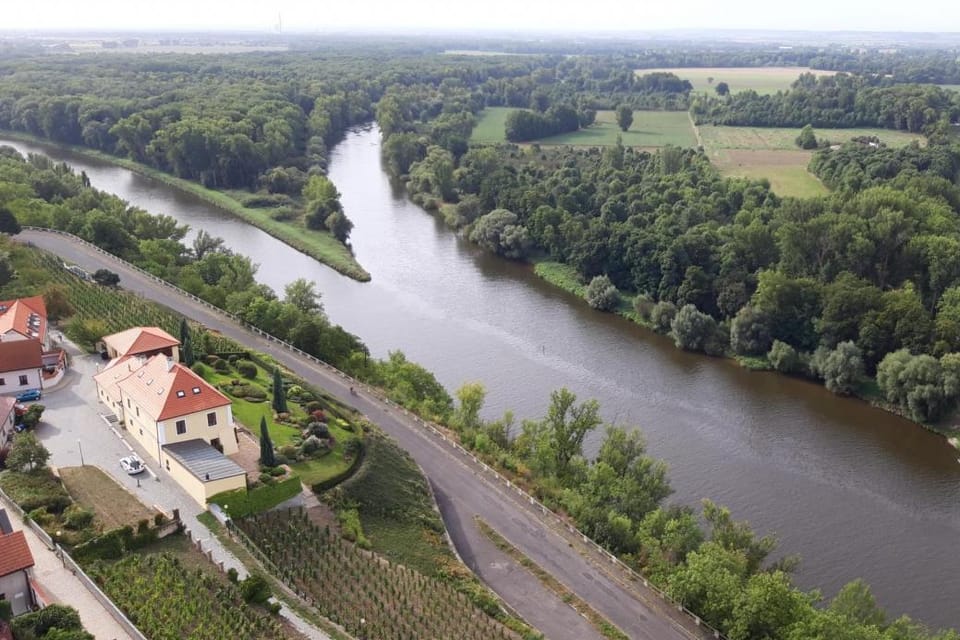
[5, 0, 960, 34]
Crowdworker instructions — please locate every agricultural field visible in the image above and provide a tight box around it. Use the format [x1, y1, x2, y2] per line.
[471, 107, 696, 147]
[59, 466, 154, 530]
[699, 125, 925, 198]
[637, 66, 836, 94]
[86, 552, 291, 640]
[235, 508, 520, 640]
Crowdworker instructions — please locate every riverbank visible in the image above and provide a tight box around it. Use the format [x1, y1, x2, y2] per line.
[531, 258, 960, 440]
[0, 130, 371, 282]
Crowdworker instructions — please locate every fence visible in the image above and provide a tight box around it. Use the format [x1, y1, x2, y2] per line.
[0, 486, 148, 640]
[23, 226, 725, 640]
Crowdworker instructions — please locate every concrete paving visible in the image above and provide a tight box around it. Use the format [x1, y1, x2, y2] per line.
[31, 341, 331, 640]
[19, 229, 714, 640]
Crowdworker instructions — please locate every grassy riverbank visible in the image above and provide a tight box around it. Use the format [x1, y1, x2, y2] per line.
[532, 259, 960, 439]
[0, 130, 370, 282]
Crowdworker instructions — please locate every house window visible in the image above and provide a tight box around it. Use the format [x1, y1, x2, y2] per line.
[136, 407, 139, 417]
[192, 387, 201, 395]
[127, 399, 131, 408]
[207, 412, 217, 427]
[175, 420, 186, 435]
[18, 375, 28, 386]
[0, 378, 5, 385]
[176, 390, 185, 398]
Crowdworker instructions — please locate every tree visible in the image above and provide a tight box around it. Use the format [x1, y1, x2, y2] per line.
[796, 124, 818, 150]
[543, 388, 601, 481]
[453, 382, 486, 432]
[92, 268, 119, 287]
[6, 432, 50, 472]
[272, 368, 288, 414]
[876, 350, 946, 422]
[192, 229, 225, 260]
[0, 251, 15, 288]
[325, 210, 354, 243]
[730, 306, 773, 356]
[0, 206, 21, 234]
[469, 209, 530, 259]
[650, 301, 678, 334]
[43, 285, 74, 322]
[284, 278, 323, 314]
[715, 82, 730, 96]
[768, 340, 801, 374]
[671, 304, 718, 353]
[615, 105, 633, 132]
[829, 579, 886, 628]
[179, 318, 194, 366]
[811, 341, 864, 395]
[729, 571, 814, 640]
[22, 404, 45, 429]
[585, 275, 619, 311]
[259, 416, 276, 467]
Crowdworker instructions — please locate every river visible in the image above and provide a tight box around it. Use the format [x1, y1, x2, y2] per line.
[4, 129, 960, 630]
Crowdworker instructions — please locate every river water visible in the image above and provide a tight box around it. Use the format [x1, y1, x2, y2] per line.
[4, 129, 960, 630]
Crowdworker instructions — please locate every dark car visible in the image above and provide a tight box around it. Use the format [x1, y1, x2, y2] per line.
[15, 389, 41, 402]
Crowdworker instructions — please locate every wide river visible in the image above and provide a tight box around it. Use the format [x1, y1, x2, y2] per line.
[5, 129, 960, 629]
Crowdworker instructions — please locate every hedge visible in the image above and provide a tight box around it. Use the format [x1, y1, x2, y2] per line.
[208, 476, 301, 519]
[310, 441, 366, 493]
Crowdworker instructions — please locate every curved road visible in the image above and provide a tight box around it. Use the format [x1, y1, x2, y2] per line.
[20, 229, 712, 640]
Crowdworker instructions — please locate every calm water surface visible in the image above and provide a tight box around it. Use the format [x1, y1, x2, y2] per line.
[5, 130, 960, 630]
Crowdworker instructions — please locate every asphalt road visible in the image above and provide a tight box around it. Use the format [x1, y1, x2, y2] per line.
[20, 229, 711, 640]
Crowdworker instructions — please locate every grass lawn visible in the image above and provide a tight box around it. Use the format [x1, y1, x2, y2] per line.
[59, 466, 154, 530]
[638, 66, 836, 94]
[471, 107, 696, 147]
[699, 125, 925, 198]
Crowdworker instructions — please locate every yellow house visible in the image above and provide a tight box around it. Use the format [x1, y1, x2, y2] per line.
[94, 353, 246, 505]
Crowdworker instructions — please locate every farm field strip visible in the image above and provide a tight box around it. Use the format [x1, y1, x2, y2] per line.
[636, 66, 837, 94]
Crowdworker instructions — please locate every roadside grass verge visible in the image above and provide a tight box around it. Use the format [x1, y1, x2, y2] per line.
[476, 517, 628, 640]
[0, 129, 369, 281]
[59, 465, 154, 530]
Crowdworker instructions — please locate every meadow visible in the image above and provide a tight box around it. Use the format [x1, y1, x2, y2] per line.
[637, 66, 836, 94]
[699, 124, 925, 198]
[471, 107, 696, 147]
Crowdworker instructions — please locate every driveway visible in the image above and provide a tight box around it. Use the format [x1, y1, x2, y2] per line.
[31, 341, 331, 640]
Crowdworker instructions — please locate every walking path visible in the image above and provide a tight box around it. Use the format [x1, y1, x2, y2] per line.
[2, 504, 133, 640]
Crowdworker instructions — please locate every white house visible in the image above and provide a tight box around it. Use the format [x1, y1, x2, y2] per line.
[0, 530, 37, 617]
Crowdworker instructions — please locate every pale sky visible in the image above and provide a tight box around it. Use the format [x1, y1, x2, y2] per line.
[5, 0, 960, 34]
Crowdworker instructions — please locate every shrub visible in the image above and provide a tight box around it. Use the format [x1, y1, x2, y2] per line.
[304, 401, 323, 414]
[670, 304, 718, 353]
[304, 422, 330, 439]
[650, 301, 678, 334]
[239, 572, 272, 605]
[300, 435, 326, 457]
[205, 355, 221, 365]
[633, 294, 655, 321]
[227, 567, 239, 583]
[237, 360, 258, 379]
[190, 362, 208, 377]
[213, 358, 230, 372]
[812, 341, 865, 396]
[246, 386, 267, 401]
[64, 504, 95, 530]
[585, 275, 619, 311]
[28, 507, 56, 527]
[258, 472, 275, 485]
[279, 445, 299, 460]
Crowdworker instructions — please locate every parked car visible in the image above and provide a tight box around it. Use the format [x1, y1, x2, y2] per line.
[120, 455, 146, 475]
[15, 389, 41, 402]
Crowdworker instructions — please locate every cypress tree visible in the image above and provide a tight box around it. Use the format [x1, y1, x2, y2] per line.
[259, 416, 276, 467]
[272, 367, 288, 414]
[179, 318, 195, 366]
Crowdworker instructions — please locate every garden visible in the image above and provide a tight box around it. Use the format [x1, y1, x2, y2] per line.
[234, 508, 520, 640]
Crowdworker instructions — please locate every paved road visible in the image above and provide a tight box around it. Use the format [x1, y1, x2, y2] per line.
[20, 229, 711, 640]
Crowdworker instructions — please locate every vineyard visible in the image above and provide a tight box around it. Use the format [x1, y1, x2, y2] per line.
[235, 509, 520, 640]
[86, 553, 288, 640]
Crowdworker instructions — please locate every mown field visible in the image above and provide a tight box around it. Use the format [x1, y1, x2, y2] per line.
[699, 125, 926, 198]
[637, 66, 836, 94]
[471, 107, 696, 147]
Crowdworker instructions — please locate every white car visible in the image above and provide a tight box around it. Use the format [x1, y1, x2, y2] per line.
[120, 455, 146, 475]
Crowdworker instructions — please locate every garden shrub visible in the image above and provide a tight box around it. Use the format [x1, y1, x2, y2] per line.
[239, 572, 272, 605]
[205, 355, 220, 365]
[300, 435, 326, 457]
[63, 505, 95, 530]
[190, 362, 208, 377]
[28, 507, 56, 527]
[213, 358, 230, 372]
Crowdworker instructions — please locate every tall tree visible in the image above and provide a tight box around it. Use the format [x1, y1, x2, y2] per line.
[259, 416, 276, 468]
[272, 367, 288, 414]
[543, 388, 602, 481]
[615, 105, 634, 132]
[179, 318, 194, 366]
[0, 206, 21, 235]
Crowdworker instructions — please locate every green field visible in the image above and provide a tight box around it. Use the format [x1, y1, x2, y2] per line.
[471, 107, 696, 147]
[637, 67, 836, 95]
[699, 125, 925, 198]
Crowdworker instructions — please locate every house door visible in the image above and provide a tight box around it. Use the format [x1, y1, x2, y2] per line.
[211, 438, 223, 453]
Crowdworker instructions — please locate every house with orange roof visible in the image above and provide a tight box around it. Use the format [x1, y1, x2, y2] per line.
[0, 396, 16, 445]
[0, 296, 48, 348]
[0, 529, 37, 616]
[94, 350, 245, 505]
[99, 326, 180, 362]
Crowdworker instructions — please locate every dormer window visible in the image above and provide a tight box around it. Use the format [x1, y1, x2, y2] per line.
[176, 390, 185, 398]
[192, 387, 201, 394]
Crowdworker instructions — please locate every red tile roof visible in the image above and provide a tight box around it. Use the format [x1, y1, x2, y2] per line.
[114, 354, 230, 421]
[0, 296, 47, 343]
[0, 340, 42, 373]
[102, 327, 179, 358]
[0, 531, 34, 576]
